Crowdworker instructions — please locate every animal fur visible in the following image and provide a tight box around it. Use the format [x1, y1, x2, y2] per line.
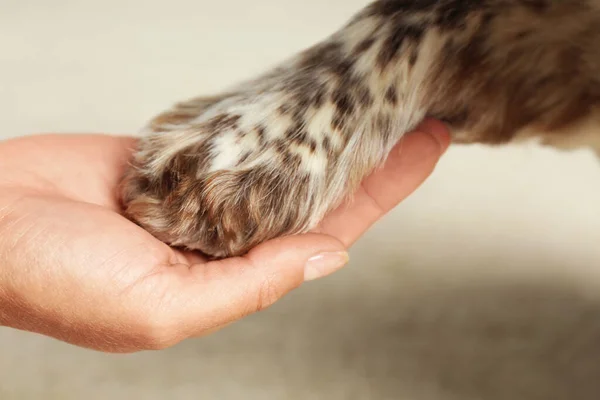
[119, 0, 600, 258]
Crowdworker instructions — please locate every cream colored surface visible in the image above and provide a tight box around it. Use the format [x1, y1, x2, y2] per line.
[2, 1, 600, 399]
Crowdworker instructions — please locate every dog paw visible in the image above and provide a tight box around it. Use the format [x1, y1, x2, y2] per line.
[120, 0, 600, 258]
[119, 90, 372, 258]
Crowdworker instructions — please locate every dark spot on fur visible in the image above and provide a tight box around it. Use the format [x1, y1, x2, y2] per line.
[332, 88, 355, 117]
[385, 85, 398, 105]
[278, 104, 291, 115]
[332, 114, 346, 131]
[321, 136, 332, 154]
[409, 48, 419, 66]
[238, 151, 251, 165]
[206, 114, 241, 132]
[332, 58, 356, 77]
[356, 86, 374, 108]
[354, 38, 376, 56]
[133, 174, 152, 194]
[378, 22, 424, 69]
[255, 125, 267, 147]
[313, 86, 326, 108]
[274, 139, 288, 156]
[436, 0, 480, 29]
[375, 114, 393, 143]
[281, 151, 303, 169]
[285, 122, 307, 141]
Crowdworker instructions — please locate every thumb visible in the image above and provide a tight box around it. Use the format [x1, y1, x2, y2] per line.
[165, 233, 348, 338]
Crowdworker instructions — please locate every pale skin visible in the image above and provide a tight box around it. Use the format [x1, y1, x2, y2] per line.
[0, 119, 449, 353]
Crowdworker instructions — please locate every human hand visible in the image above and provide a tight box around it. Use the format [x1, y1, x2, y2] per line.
[0, 120, 449, 353]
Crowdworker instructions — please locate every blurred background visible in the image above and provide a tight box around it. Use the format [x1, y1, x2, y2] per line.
[2, 0, 600, 399]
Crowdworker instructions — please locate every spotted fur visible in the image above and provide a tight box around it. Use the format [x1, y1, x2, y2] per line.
[120, 0, 600, 258]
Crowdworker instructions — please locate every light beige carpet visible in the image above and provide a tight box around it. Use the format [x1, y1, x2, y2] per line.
[2, 1, 600, 399]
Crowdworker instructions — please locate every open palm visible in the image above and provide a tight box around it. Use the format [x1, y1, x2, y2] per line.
[0, 120, 448, 352]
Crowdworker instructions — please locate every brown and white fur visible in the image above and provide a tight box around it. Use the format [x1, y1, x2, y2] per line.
[119, 0, 600, 258]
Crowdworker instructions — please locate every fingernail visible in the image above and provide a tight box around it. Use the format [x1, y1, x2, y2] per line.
[304, 251, 349, 281]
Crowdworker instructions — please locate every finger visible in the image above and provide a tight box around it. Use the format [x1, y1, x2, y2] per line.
[160, 233, 349, 340]
[317, 119, 450, 246]
[362, 119, 450, 211]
